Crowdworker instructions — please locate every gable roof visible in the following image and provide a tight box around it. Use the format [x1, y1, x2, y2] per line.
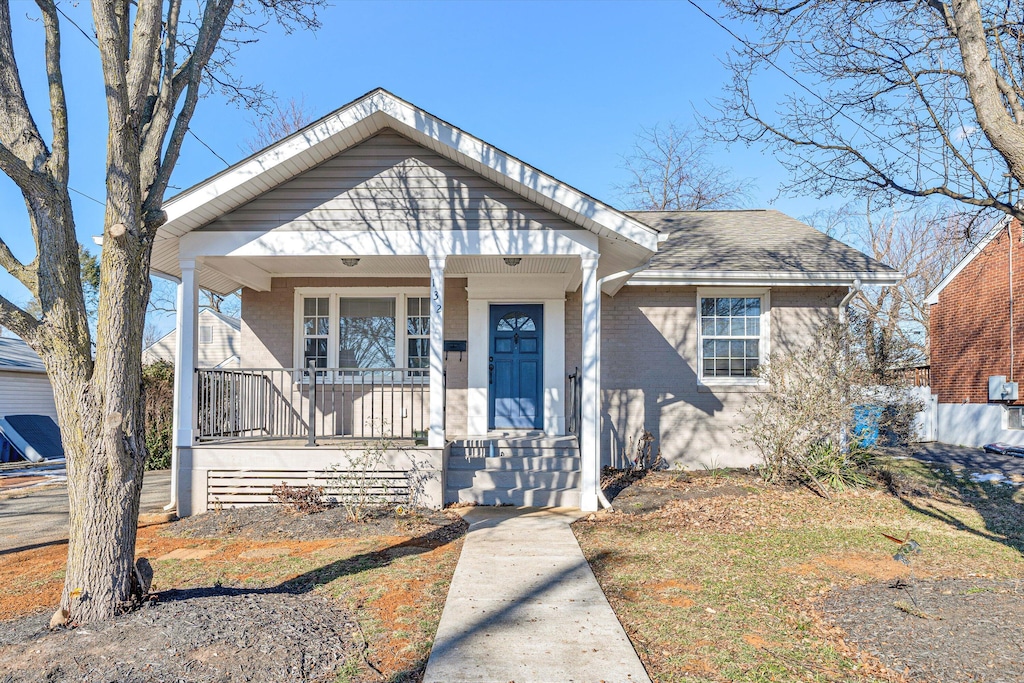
[925, 215, 1013, 305]
[144, 309, 240, 352]
[153, 89, 660, 292]
[0, 337, 46, 374]
[625, 210, 901, 286]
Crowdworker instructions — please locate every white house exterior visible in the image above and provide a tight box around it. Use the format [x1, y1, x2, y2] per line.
[144, 309, 241, 368]
[0, 337, 58, 421]
[152, 89, 899, 516]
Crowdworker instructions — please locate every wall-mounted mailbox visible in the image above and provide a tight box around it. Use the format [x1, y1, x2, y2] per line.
[989, 375, 1019, 402]
[444, 340, 467, 362]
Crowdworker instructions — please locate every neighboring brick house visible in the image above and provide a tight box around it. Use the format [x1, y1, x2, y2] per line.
[927, 216, 1024, 446]
[151, 89, 899, 515]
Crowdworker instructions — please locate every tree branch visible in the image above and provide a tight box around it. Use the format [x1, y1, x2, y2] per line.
[33, 0, 68, 185]
[0, 237, 38, 294]
[0, 294, 40, 341]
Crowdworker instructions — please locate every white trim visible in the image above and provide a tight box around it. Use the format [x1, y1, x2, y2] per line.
[428, 257, 446, 448]
[628, 270, 902, 287]
[695, 287, 771, 389]
[926, 215, 1014, 304]
[292, 286, 429, 372]
[160, 89, 659, 252]
[179, 228, 600, 261]
[579, 253, 601, 512]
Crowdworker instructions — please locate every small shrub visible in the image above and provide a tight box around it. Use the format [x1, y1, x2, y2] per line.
[804, 440, 875, 491]
[627, 430, 663, 472]
[272, 482, 328, 514]
[332, 421, 396, 523]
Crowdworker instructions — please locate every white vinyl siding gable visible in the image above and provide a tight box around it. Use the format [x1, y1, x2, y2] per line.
[143, 310, 240, 368]
[199, 132, 584, 234]
[0, 371, 58, 420]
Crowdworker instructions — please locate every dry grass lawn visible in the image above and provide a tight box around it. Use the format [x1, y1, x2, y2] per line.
[574, 459, 1024, 682]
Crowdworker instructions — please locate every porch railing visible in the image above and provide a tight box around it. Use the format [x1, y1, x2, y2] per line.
[567, 367, 582, 436]
[196, 366, 429, 444]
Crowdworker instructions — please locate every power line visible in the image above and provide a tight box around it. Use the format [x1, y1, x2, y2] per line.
[686, 0, 925, 170]
[68, 186, 104, 206]
[188, 130, 231, 167]
[54, 3, 232, 169]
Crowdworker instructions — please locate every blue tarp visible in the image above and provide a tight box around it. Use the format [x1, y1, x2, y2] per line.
[853, 405, 883, 448]
[0, 415, 64, 463]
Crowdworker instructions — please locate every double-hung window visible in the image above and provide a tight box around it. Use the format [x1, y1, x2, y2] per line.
[296, 288, 430, 376]
[697, 289, 769, 384]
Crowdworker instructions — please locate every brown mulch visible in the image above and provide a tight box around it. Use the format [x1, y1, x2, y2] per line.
[821, 578, 1024, 683]
[602, 467, 760, 515]
[0, 588, 362, 682]
[167, 503, 465, 543]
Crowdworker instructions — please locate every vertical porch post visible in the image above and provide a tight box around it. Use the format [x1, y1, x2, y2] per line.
[580, 253, 601, 512]
[428, 256, 447, 448]
[174, 259, 200, 515]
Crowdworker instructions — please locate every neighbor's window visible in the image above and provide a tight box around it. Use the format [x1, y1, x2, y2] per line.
[199, 325, 213, 345]
[699, 295, 763, 379]
[338, 298, 396, 368]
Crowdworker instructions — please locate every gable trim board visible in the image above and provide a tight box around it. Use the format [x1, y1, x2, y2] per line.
[153, 89, 660, 295]
[926, 215, 1013, 305]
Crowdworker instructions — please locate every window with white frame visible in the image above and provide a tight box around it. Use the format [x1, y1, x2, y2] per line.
[698, 291, 768, 381]
[296, 289, 429, 372]
[199, 325, 213, 345]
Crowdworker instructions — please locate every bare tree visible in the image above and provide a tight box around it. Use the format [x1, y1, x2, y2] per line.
[246, 95, 315, 153]
[710, 0, 1024, 228]
[148, 278, 241, 317]
[0, 0, 323, 624]
[618, 123, 754, 210]
[809, 204, 979, 371]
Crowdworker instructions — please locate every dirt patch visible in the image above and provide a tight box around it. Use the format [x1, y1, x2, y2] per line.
[0, 588, 361, 682]
[603, 467, 758, 515]
[821, 578, 1024, 683]
[168, 503, 461, 542]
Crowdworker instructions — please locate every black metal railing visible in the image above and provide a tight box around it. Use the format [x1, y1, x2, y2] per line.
[567, 366, 581, 436]
[196, 365, 429, 445]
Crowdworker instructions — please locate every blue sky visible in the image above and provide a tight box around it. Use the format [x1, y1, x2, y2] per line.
[0, 0, 837, 333]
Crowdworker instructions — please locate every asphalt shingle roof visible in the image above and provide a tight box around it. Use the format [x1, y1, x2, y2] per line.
[627, 210, 896, 275]
[0, 337, 46, 373]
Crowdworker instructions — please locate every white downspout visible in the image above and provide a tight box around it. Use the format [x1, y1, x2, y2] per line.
[592, 259, 655, 510]
[164, 276, 184, 512]
[838, 278, 863, 325]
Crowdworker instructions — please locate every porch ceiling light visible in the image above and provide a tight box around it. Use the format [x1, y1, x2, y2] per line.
[341, 258, 360, 267]
[503, 257, 522, 267]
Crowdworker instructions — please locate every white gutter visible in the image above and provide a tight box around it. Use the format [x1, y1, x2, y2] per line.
[152, 272, 183, 513]
[838, 278, 863, 325]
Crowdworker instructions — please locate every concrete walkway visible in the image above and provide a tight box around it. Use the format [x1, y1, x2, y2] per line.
[424, 507, 650, 683]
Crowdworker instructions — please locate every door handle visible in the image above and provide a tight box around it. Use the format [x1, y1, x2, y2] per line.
[489, 363, 494, 384]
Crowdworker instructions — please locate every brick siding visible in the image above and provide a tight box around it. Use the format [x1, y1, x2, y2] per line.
[931, 220, 1024, 404]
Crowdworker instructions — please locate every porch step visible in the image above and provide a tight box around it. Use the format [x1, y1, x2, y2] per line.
[444, 436, 581, 508]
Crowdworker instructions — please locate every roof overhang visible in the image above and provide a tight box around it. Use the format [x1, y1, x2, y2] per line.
[626, 270, 903, 288]
[153, 89, 659, 293]
[926, 215, 1013, 305]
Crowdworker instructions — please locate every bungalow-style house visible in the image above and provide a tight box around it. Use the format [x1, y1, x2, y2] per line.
[144, 309, 241, 368]
[153, 89, 898, 515]
[0, 336, 58, 421]
[927, 216, 1024, 446]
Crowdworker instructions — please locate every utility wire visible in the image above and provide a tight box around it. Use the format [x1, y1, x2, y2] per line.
[54, 2, 232, 169]
[68, 186, 104, 206]
[686, 0, 925, 169]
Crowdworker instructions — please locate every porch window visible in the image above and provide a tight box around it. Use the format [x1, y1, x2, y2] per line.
[697, 290, 769, 383]
[407, 297, 430, 374]
[338, 298, 396, 368]
[295, 288, 430, 373]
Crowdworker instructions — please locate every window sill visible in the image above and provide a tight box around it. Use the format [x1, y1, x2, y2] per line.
[697, 378, 768, 394]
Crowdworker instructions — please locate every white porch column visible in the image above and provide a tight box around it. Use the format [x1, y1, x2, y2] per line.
[174, 260, 200, 514]
[580, 253, 601, 512]
[428, 256, 447, 448]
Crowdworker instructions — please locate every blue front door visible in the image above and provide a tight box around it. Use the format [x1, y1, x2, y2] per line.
[489, 304, 544, 430]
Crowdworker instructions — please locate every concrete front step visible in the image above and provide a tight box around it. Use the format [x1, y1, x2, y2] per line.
[448, 455, 580, 471]
[444, 436, 582, 508]
[450, 487, 581, 508]
[447, 469, 581, 491]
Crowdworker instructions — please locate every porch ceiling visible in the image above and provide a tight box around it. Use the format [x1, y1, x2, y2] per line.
[201, 254, 586, 290]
